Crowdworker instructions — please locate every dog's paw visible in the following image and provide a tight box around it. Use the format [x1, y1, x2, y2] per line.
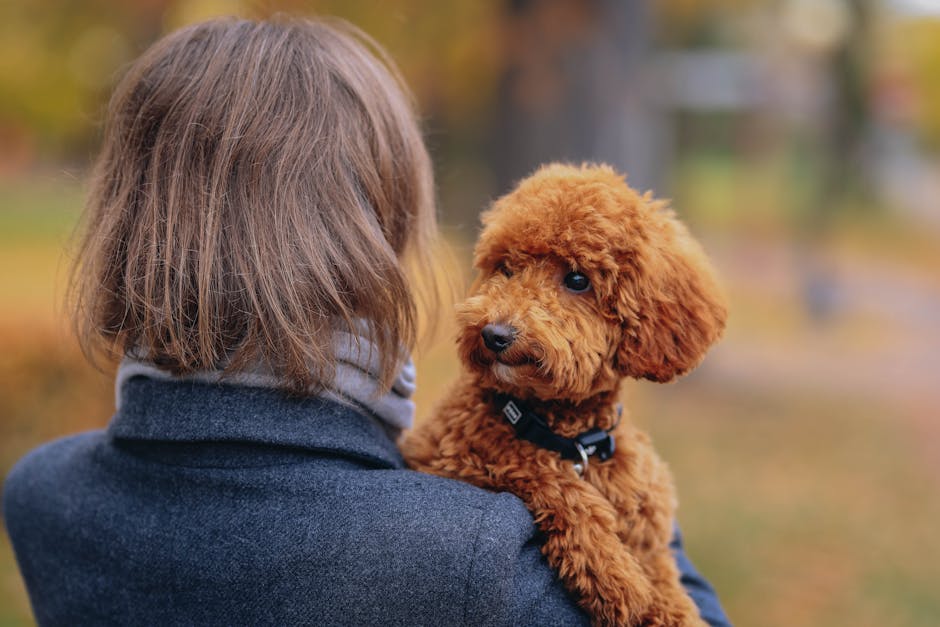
[580, 569, 655, 626]
[635, 602, 710, 627]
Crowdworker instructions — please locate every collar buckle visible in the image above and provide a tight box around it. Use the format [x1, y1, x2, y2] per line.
[575, 427, 615, 462]
[572, 442, 589, 476]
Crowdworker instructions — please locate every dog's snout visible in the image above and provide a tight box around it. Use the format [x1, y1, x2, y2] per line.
[481, 324, 516, 353]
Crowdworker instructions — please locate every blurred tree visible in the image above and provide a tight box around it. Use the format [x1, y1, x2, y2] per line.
[12, 1, 504, 149]
[895, 18, 940, 151]
[823, 0, 873, 209]
[655, 0, 763, 48]
[0, 0, 509, 221]
[0, 0, 173, 167]
[800, 0, 873, 322]
[492, 0, 664, 194]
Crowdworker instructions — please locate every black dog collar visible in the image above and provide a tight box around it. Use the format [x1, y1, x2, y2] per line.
[496, 394, 617, 475]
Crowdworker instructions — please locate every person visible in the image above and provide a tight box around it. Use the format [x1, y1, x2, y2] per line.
[2, 16, 730, 626]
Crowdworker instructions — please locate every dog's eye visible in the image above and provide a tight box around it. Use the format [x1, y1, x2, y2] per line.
[563, 271, 590, 293]
[498, 264, 513, 278]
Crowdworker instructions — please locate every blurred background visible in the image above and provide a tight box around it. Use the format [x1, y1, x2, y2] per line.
[1, 0, 939, 625]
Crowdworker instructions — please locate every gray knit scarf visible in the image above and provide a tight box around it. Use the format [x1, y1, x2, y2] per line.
[114, 330, 416, 433]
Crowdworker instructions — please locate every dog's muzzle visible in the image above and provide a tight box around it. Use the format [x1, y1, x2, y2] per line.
[481, 323, 516, 353]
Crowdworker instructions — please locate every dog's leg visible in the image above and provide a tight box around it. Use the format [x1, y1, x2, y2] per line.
[455, 451, 659, 627]
[637, 549, 709, 627]
[585, 428, 707, 627]
[520, 475, 657, 627]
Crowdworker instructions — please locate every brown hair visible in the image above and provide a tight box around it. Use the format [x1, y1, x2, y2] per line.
[70, 16, 439, 393]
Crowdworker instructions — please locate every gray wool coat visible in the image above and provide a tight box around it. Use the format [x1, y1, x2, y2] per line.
[3, 376, 730, 626]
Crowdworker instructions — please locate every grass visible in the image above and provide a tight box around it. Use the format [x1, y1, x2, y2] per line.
[633, 377, 940, 626]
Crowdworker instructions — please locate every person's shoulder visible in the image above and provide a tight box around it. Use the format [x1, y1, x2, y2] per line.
[3, 431, 105, 536]
[3, 431, 105, 515]
[348, 467, 541, 562]
[4, 432, 105, 495]
[358, 469, 589, 626]
[378, 467, 534, 527]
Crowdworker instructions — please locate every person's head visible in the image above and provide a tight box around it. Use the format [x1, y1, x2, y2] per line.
[71, 16, 438, 393]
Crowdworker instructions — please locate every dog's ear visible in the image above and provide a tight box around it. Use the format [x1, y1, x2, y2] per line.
[612, 204, 727, 383]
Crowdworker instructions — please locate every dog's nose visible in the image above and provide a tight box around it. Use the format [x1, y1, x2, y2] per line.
[481, 324, 515, 353]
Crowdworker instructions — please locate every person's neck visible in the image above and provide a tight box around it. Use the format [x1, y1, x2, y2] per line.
[116, 327, 416, 433]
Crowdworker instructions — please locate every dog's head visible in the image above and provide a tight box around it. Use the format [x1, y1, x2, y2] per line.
[457, 163, 727, 402]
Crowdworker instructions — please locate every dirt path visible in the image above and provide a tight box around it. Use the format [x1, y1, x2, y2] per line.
[702, 238, 940, 472]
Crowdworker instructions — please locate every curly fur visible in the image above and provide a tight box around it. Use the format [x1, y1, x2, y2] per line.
[401, 163, 727, 626]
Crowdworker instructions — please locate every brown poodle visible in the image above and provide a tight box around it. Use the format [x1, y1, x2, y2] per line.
[401, 163, 727, 626]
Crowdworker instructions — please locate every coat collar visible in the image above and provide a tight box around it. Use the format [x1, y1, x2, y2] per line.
[108, 376, 405, 470]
